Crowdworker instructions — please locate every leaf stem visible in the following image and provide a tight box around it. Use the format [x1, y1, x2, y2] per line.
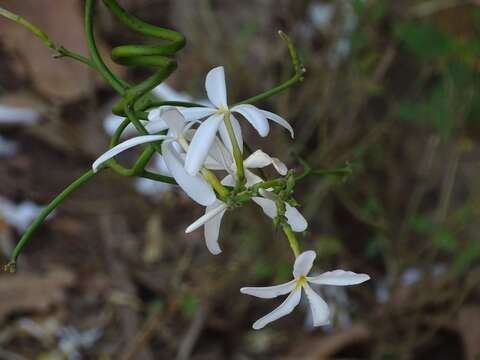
[5, 170, 99, 268]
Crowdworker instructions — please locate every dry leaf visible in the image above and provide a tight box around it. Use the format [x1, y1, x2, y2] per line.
[0, 267, 75, 323]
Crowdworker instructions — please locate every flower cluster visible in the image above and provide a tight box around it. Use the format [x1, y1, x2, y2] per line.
[93, 67, 370, 329]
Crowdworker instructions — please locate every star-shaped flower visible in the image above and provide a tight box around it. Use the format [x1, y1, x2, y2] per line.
[179, 66, 295, 175]
[92, 108, 216, 206]
[185, 145, 307, 255]
[240, 250, 370, 329]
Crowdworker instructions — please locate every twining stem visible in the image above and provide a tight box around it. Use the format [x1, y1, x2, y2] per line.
[283, 224, 300, 257]
[85, 0, 127, 95]
[5, 170, 99, 271]
[223, 112, 245, 187]
[0, 6, 96, 69]
[235, 31, 305, 106]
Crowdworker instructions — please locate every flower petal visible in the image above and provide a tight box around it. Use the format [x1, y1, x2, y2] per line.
[185, 201, 227, 233]
[185, 114, 224, 175]
[293, 250, 316, 278]
[179, 107, 216, 121]
[240, 279, 296, 299]
[219, 114, 243, 154]
[285, 204, 308, 232]
[92, 135, 169, 172]
[272, 158, 288, 175]
[303, 283, 330, 326]
[245, 170, 264, 187]
[144, 119, 168, 134]
[205, 137, 233, 171]
[243, 150, 274, 169]
[307, 270, 370, 286]
[260, 109, 294, 138]
[231, 104, 269, 137]
[221, 174, 236, 187]
[205, 66, 228, 108]
[204, 201, 227, 255]
[162, 141, 216, 206]
[159, 107, 187, 138]
[252, 197, 277, 219]
[251, 288, 302, 330]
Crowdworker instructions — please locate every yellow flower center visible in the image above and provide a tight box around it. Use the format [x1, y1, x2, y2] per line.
[295, 275, 307, 290]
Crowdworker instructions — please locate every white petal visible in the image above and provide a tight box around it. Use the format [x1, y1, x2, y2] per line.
[260, 109, 294, 138]
[219, 114, 243, 153]
[179, 107, 216, 121]
[245, 170, 264, 187]
[185, 114, 224, 175]
[303, 283, 330, 326]
[159, 107, 187, 137]
[204, 202, 227, 255]
[144, 119, 168, 134]
[272, 158, 288, 175]
[185, 201, 227, 233]
[205, 137, 233, 171]
[285, 203, 308, 232]
[252, 197, 277, 219]
[251, 288, 301, 330]
[293, 251, 316, 278]
[152, 155, 171, 176]
[205, 66, 228, 108]
[92, 135, 169, 172]
[240, 280, 296, 299]
[162, 141, 216, 206]
[307, 270, 370, 286]
[221, 174, 235, 186]
[244, 150, 274, 169]
[231, 104, 269, 137]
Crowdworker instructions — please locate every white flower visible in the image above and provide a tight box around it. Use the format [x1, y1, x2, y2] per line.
[240, 250, 370, 330]
[185, 145, 307, 255]
[92, 108, 216, 206]
[179, 66, 295, 175]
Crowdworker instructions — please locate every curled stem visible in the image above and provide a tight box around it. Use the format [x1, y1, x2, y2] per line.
[235, 31, 306, 106]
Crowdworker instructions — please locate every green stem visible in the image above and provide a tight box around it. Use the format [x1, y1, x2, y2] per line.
[283, 224, 300, 257]
[223, 112, 245, 187]
[235, 31, 305, 106]
[0, 6, 95, 69]
[6, 170, 99, 268]
[201, 168, 229, 198]
[85, 0, 127, 95]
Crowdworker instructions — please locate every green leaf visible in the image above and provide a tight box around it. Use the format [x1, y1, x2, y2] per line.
[432, 229, 458, 252]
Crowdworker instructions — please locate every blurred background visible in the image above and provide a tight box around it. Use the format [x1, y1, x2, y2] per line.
[1, 0, 480, 359]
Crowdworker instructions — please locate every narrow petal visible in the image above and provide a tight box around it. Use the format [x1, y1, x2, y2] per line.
[185, 201, 227, 233]
[185, 114, 224, 175]
[162, 142, 216, 206]
[303, 284, 330, 326]
[205, 66, 228, 108]
[231, 104, 269, 137]
[179, 107, 216, 121]
[92, 135, 169, 172]
[252, 197, 277, 219]
[221, 174, 235, 186]
[307, 270, 370, 286]
[240, 280, 296, 299]
[205, 137, 233, 171]
[285, 203, 308, 232]
[243, 150, 274, 169]
[251, 288, 302, 330]
[293, 251, 316, 278]
[219, 114, 243, 153]
[144, 119, 168, 134]
[260, 109, 294, 138]
[245, 170, 264, 187]
[272, 158, 288, 175]
[204, 202, 227, 255]
[160, 107, 187, 138]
